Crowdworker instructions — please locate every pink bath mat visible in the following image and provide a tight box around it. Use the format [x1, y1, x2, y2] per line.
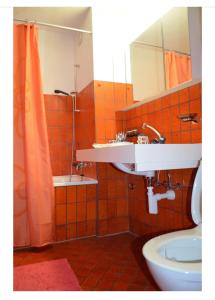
[14, 258, 81, 291]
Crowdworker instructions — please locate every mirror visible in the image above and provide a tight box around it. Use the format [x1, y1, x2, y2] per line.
[130, 7, 192, 101]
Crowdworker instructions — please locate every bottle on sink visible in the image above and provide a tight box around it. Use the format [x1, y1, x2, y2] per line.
[137, 133, 149, 144]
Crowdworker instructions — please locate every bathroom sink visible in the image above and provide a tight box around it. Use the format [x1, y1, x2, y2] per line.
[76, 143, 201, 171]
[92, 142, 133, 148]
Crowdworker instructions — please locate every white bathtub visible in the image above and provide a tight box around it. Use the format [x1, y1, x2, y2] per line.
[53, 175, 98, 187]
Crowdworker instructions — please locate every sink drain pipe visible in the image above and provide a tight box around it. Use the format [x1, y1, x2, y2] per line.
[112, 163, 175, 214]
[147, 186, 175, 214]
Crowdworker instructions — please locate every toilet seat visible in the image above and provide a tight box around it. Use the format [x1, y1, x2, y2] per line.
[191, 160, 202, 225]
[142, 161, 202, 290]
[143, 227, 201, 274]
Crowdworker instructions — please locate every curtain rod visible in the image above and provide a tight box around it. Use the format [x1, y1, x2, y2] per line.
[13, 18, 92, 34]
[133, 40, 191, 56]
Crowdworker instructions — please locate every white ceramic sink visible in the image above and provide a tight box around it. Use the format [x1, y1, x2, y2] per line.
[76, 143, 201, 171]
[92, 142, 133, 148]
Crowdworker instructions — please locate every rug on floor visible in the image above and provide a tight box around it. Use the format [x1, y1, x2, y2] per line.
[14, 258, 81, 291]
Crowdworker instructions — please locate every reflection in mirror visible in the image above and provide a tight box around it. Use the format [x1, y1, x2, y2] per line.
[130, 7, 192, 101]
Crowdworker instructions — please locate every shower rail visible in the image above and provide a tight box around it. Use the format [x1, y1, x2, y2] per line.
[14, 18, 92, 34]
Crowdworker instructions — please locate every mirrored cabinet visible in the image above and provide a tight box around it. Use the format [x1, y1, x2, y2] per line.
[130, 7, 201, 101]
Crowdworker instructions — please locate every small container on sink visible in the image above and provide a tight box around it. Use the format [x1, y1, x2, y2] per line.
[137, 134, 149, 144]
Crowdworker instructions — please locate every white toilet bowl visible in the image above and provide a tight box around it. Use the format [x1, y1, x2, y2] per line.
[143, 226, 201, 290]
[143, 161, 202, 291]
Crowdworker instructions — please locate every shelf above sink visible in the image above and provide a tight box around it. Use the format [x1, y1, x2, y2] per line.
[76, 143, 201, 171]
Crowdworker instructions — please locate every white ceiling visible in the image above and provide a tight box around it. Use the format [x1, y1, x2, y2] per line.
[13, 7, 92, 31]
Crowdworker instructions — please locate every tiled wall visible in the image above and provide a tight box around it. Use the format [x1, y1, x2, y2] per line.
[45, 81, 202, 241]
[116, 82, 202, 235]
[93, 81, 134, 235]
[75, 82, 96, 179]
[45, 94, 73, 176]
[55, 184, 97, 241]
[97, 163, 129, 235]
[117, 83, 202, 144]
[45, 89, 97, 242]
[94, 81, 133, 143]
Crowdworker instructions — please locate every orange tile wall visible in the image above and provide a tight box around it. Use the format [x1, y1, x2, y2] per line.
[96, 163, 129, 235]
[55, 184, 97, 241]
[116, 82, 202, 235]
[94, 81, 133, 143]
[45, 84, 97, 242]
[75, 82, 96, 179]
[93, 81, 134, 235]
[118, 83, 201, 144]
[45, 86, 97, 178]
[45, 94, 73, 176]
[45, 81, 201, 241]
[45, 81, 135, 240]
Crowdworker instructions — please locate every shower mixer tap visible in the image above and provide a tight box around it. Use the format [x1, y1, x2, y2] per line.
[54, 89, 80, 112]
[70, 91, 80, 112]
[72, 161, 91, 170]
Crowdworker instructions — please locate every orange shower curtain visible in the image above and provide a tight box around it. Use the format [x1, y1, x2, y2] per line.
[165, 51, 192, 89]
[14, 24, 54, 247]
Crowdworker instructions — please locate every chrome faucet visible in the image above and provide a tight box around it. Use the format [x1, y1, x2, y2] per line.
[115, 132, 127, 142]
[72, 161, 89, 170]
[142, 123, 166, 144]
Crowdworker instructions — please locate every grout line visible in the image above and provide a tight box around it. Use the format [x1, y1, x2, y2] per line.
[66, 187, 68, 240]
[76, 186, 78, 238]
[95, 163, 99, 236]
[85, 185, 87, 235]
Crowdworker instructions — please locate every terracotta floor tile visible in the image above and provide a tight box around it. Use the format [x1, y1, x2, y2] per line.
[112, 280, 129, 291]
[95, 277, 115, 291]
[82, 273, 100, 287]
[14, 233, 159, 291]
[78, 276, 87, 285]
[73, 266, 92, 278]
[101, 270, 121, 281]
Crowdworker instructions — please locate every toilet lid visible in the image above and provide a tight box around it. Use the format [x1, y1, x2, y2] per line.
[191, 161, 202, 225]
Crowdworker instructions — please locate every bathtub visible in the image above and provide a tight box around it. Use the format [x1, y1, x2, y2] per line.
[53, 175, 98, 187]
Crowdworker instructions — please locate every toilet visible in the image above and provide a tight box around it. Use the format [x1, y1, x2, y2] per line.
[142, 161, 202, 291]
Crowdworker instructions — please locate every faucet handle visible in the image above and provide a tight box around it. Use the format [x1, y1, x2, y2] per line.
[115, 132, 126, 142]
[159, 136, 166, 144]
[151, 138, 159, 144]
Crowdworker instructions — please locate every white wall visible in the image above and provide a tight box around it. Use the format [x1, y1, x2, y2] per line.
[162, 7, 190, 54]
[17, 6, 172, 93]
[73, 32, 93, 92]
[91, 6, 120, 83]
[38, 24, 93, 94]
[24, 6, 196, 95]
[188, 7, 202, 80]
[38, 29, 76, 94]
[131, 44, 165, 100]
[91, 6, 136, 83]
[91, 5, 171, 83]
[14, 7, 94, 94]
[91, 4, 201, 97]
[73, 9, 94, 92]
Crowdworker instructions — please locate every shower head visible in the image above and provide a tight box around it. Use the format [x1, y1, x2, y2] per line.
[54, 89, 69, 96]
